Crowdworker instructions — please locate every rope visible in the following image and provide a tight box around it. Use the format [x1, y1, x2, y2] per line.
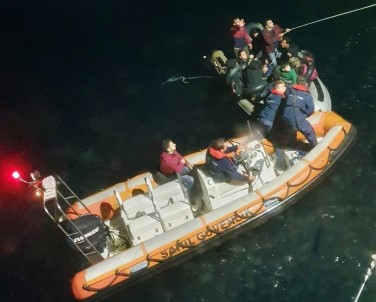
[290, 4, 376, 31]
[83, 275, 119, 292]
[234, 209, 256, 220]
[115, 269, 131, 277]
[354, 254, 376, 302]
[147, 254, 167, 263]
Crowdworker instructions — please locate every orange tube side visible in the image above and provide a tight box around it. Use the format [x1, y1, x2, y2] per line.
[71, 270, 94, 300]
[322, 111, 352, 134]
[66, 198, 118, 220]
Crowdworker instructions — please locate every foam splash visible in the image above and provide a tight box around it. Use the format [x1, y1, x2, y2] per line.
[161, 75, 211, 85]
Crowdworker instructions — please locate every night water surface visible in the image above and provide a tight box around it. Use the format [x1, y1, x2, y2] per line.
[1, 1, 376, 301]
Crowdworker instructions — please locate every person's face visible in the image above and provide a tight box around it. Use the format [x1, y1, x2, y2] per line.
[234, 18, 245, 27]
[280, 40, 289, 48]
[283, 65, 291, 72]
[168, 141, 176, 152]
[239, 51, 248, 61]
[266, 20, 274, 29]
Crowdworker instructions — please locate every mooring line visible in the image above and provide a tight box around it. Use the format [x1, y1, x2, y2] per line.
[290, 4, 376, 31]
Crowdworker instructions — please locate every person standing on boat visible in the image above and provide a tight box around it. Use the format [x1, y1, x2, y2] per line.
[250, 28, 265, 60]
[231, 18, 252, 57]
[282, 76, 317, 156]
[206, 138, 255, 183]
[160, 139, 194, 192]
[258, 81, 288, 171]
[262, 19, 290, 66]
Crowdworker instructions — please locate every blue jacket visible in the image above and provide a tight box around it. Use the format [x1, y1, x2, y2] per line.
[282, 85, 314, 127]
[258, 90, 284, 126]
[206, 145, 248, 182]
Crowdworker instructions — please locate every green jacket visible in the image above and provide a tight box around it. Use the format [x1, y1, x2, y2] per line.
[278, 67, 297, 85]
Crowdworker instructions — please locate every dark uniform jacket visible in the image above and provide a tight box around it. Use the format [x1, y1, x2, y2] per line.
[259, 89, 284, 126]
[206, 146, 248, 182]
[282, 85, 314, 127]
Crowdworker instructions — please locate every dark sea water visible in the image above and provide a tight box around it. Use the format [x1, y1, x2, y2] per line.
[1, 1, 376, 301]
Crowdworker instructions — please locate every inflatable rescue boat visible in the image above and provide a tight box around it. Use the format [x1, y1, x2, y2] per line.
[32, 104, 356, 300]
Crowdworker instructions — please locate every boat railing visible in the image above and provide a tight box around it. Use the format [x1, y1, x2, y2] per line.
[42, 175, 105, 264]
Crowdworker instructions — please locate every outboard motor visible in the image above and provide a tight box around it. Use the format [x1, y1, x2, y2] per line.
[63, 214, 108, 254]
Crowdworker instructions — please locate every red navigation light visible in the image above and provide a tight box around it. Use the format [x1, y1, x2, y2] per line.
[12, 171, 20, 180]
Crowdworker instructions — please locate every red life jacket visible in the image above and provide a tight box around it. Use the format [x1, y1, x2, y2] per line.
[208, 147, 233, 159]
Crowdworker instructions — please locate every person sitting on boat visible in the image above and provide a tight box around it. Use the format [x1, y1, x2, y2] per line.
[288, 56, 318, 83]
[231, 18, 252, 57]
[160, 139, 194, 192]
[237, 49, 252, 66]
[226, 51, 269, 100]
[278, 62, 297, 85]
[262, 19, 291, 66]
[238, 52, 269, 99]
[279, 36, 302, 62]
[237, 49, 269, 77]
[282, 76, 317, 156]
[206, 138, 256, 183]
[257, 80, 288, 171]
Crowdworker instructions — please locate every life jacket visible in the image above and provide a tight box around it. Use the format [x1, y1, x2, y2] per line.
[291, 84, 309, 92]
[208, 147, 233, 159]
[302, 63, 318, 81]
[206, 148, 237, 182]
